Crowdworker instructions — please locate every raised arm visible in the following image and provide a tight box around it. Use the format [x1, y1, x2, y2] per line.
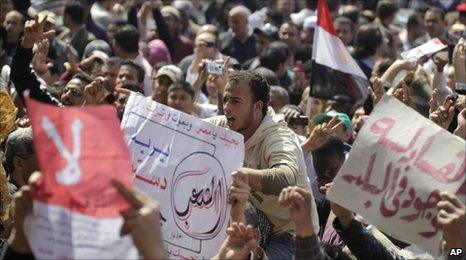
[10, 15, 58, 105]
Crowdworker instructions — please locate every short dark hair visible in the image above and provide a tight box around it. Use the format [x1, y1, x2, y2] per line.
[121, 60, 145, 83]
[353, 24, 383, 59]
[376, 0, 398, 21]
[341, 5, 359, 25]
[254, 67, 280, 86]
[312, 136, 345, 174]
[426, 7, 445, 21]
[313, 136, 344, 158]
[265, 9, 283, 26]
[259, 43, 288, 72]
[334, 16, 354, 31]
[3, 127, 34, 175]
[114, 25, 140, 53]
[294, 43, 313, 63]
[407, 12, 422, 30]
[72, 73, 93, 86]
[228, 71, 270, 116]
[121, 82, 143, 94]
[0, 26, 6, 51]
[64, 2, 84, 24]
[168, 80, 194, 98]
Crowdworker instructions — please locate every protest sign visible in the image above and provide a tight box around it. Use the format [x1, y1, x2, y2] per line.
[121, 92, 244, 259]
[400, 37, 447, 60]
[328, 95, 465, 256]
[24, 97, 138, 259]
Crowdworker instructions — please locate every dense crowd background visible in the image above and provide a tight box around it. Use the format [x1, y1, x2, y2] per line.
[0, 0, 465, 259]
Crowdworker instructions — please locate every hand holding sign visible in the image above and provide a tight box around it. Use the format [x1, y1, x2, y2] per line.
[327, 95, 466, 256]
[112, 179, 167, 259]
[436, 192, 466, 251]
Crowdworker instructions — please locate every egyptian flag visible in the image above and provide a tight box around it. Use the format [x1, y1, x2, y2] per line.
[310, 0, 368, 104]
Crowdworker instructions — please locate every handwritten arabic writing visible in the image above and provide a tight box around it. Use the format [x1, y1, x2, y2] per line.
[25, 200, 137, 258]
[141, 102, 239, 146]
[196, 127, 240, 145]
[341, 117, 465, 239]
[122, 93, 244, 258]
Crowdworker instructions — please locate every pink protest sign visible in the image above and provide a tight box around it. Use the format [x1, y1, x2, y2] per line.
[328, 95, 465, 256]
[23, 97, 138, 258]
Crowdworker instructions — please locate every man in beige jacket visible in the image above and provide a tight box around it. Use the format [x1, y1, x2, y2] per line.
[206, 70, 319, 259]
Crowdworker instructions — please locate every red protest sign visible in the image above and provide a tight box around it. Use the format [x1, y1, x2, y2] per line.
[25, 97, 133, 218]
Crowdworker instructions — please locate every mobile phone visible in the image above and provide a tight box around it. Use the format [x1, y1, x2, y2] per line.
[203, 60, 222, 75]
[288, 116, 309, 126]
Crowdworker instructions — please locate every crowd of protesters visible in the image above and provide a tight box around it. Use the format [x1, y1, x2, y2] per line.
[0, 0, 465, 259]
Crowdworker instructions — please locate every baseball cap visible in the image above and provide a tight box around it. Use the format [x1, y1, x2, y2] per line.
[303, 15, 317, 30]
[161, 6, 180, 20]
[155, 65, 183, 83]
[312, 111, 352, 131]
[37, 10, 56, 25]
[253, 23, 279, 40]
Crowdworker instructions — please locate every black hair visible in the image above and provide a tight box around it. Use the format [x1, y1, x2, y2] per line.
[341, 5, 359, 25]
[426, 7, 445, 21]
[114, 25, 140, 53]
[228, 71, 270, 117]
[312, 136, 345, 158]
[168, 80, 194, 99]
[334, 16, 354, 31]
[376, 0, 398, 21]
[259, 42, 288, 72]
[254, 67, 280, 86]
[64, 2, 84, 24]
[121, 60, 145, 83]
[265, 9, 283, 26]
[353, 24, 383, 59]
[407, 12, 423, 30]
[72, 73, 93, 86]
[294, 43, 313, 63]
[312, 136, 345, 162]
[121, 82, 143, 94]
[0, 26, 6, 51]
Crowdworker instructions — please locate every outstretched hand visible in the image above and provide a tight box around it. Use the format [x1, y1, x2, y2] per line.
[214, 222, 257, 260]
[278, 186, 314, 237]
[83, 77, 111, 105]
[302, 116, 343, 154]
[22, 15, 55, 49]
[429, 97, 455, 129]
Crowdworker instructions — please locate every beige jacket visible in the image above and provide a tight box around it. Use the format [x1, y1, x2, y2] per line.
[207, 108, 319, 234]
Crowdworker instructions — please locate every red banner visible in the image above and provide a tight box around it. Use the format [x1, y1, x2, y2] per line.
[26, 97, 133, 218]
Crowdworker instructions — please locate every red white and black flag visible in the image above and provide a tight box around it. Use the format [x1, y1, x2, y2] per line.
[310, 0, 369, 103]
